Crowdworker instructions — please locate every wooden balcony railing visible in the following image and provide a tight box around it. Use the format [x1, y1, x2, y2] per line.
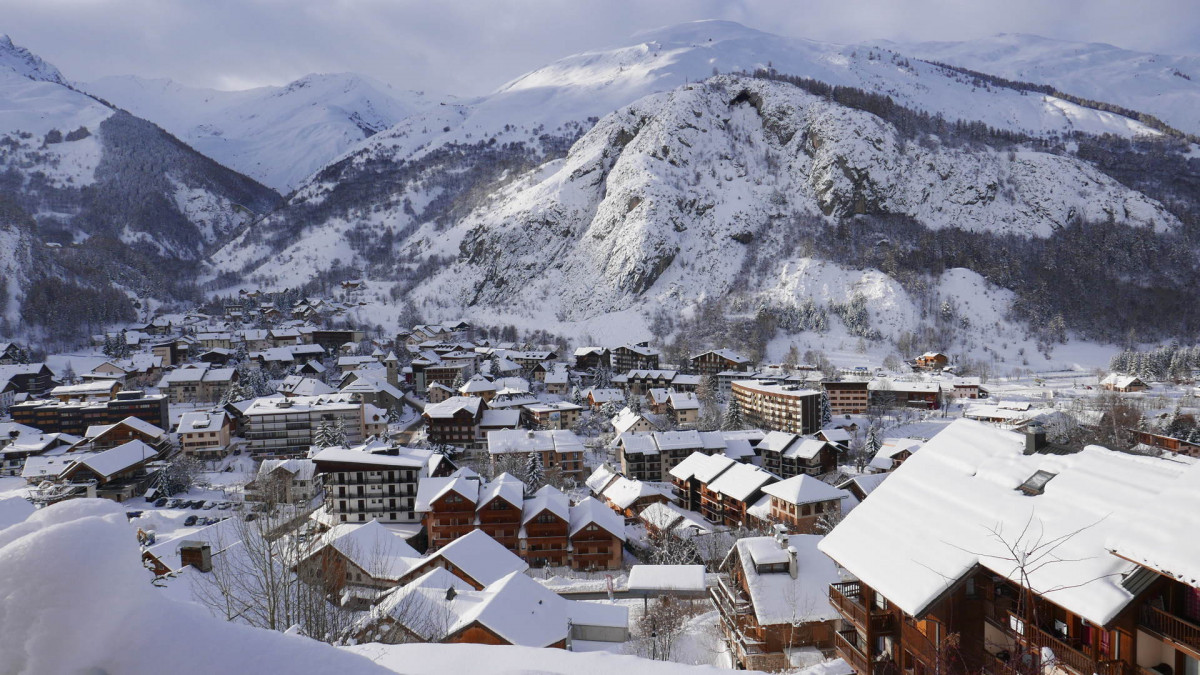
[835, 628, 869, 675]
[900, 617, 938, 664]
[1007, 612, 1095, 675]
[1141, 605, 1200, 654]
[830, 581, 894, 633]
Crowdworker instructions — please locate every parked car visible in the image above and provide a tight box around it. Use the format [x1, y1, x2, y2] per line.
[183, 515, 198, 526]
[125, 511, 143, 520]
[191, 501, 206, 510]
[165, 499, 181, 508]
[216, 501, 231, 510]
[203, 501, 217, 510]
[154, 498, 168, 507]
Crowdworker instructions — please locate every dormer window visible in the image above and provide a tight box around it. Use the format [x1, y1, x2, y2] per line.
[1018, 470, 1057, 495]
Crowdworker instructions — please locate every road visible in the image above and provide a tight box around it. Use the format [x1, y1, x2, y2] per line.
[390, 393, 426, 445]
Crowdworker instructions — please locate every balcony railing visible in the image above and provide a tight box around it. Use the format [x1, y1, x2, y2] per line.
[1141, 605, 1200, 654]
[830, 581, 894, 633]
[900, 617, 938, 664]
[835, 628, 869, 674]
[1006, 611, 1095, 675]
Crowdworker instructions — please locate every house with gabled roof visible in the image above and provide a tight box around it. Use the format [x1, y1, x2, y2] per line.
[295, 520, 420, 605]
[399, 529, 529, 590]
[520, 485, 570, 567]
[416, 471, 481, 551]
[568, 496, 627, 571]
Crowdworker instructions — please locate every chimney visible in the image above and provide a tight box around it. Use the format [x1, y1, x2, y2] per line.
[787, 546, 798, 579]
[1024, 423, 1047, 455]
[180, 542, 213, 573]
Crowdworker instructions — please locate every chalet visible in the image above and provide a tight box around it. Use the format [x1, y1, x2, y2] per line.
[457, 374, 497, 402]
[666, 391, 700, 427]
[85, 417, 171, 454]
[758, 475, 849, 534]
[176, 411, 233, 458]
[423, 396, 486, 449]
[820, 418, 1200, 675]
[295, 520, 419, 602]
[670, 452, 736, 513]
[949, 376, 985, 399]
[701, 461, 777, 527]
[913, 351, 950, 371]
[868, 437, 923, 472]
[277, 375, 337, 398]
[474, 474, 525, 554]
[1101, 373, 1151, 392]
[758, 432, 839, 478]
[0, 424, 81, 477]
[355, 566, 627, 647]
[835, 472, 889, 502]
[618, 429, 741, 482]
[691, 349, 752, 377]
[50, 439, 163, 503]
[398, 529, 529, 590]
[611, 343, 660, 373]
[427, 382, 456, 404]
[611, 407, 663, 436]
[339, 369, 404, 411]
[542, 363, 570, 396]
[519, 485, 570, 567]
[568, 496, 627, 571]
[585, 387, 624, 410]
[244, 457, 318, 504]
[0, 342, 25, 364]
[573, 347, 611, 372]
[637, 501, 712, 541]
[0, 363, 55, 396]
[712, 529, 843, 671]
[584, 463, 621, 497]
[415, 472, 481, 551]
[598, 475, 674, 518]
[614, 369, 679, 395]
[1131, 429, 1200, 458]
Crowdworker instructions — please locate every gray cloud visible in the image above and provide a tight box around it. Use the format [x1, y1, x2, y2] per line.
[4, 0, 1198, 94]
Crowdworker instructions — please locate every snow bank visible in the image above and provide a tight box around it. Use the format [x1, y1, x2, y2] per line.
[0, 499, 391, 674]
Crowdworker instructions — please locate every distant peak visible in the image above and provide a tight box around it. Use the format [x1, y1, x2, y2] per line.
[626, 20, 777, 47]
[0, 34, 67, 86]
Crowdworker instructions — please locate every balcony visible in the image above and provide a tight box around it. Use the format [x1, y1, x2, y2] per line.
[1140, 605, 1200, 656]
[900, 617, 938, 664]
[830, 581, 894, 633]
[1005, 611, 1097, 675]
[835, 628, 870, 674]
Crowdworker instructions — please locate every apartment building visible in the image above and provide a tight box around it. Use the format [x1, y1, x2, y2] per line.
[731, 380, 821, 435]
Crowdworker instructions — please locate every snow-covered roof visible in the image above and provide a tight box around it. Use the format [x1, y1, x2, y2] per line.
[278, 375, 337, 397]
[837, 472, 890, 498]
[414, 474, 479, 512]
[637, 502, 711, 537]
[868, 379, 940, 393]
[669, 452, 734, 484]
[785, 438, 830, 460]
[479, 409, 521, 428]
[569, 496, 626, 540]
[619, 433, 659, 456]
[85, 416, 166, 441]
[424, 529, 529, 586]
[628, 565, 706, 592]
[1100, 373, 1146, 388]
[311, 521, 419, 581]
[68, 440, 156, 479]
[666, 392, 699, 410]
[478, 474, 524, 509]
[585, 388, 623, 403]
[693, 349, 751, 364]
[257, 458, 316, 482]
[487, 429, 583, 455]
[177, 411, 228, 434]
[734, 534, 843, 626]
[762, 474, 849, 506]
[522, 485, 569, 525]
[423, 396, 483, 419]
[819, 418, 1198, 626]
[312, 446, 428, 469]
[706, 462, 776, 502]
[600, 476, 673, 511]
[1108, 459, 1200, 589]
[585, 464, 619, 494]
[459, 375, 497, 394]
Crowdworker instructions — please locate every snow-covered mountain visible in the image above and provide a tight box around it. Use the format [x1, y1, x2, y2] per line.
[85, 73, 441, 192]
[0, 35, 279, 336]
[895, 34, 1200, 136]
[210, 20, 1168, 288]
[406, 76, 1179, 336]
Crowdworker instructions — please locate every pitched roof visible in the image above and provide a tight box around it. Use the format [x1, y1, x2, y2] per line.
[819, 418, 1198, 626]
[311, 521, 420, 580]
[706, 462, 776, 502]
[734, 534, 843, 626]
[426, 529, 529, 586]
[68, 440, 157, 479]
[522, 485, 569, 525]
[423, 396, 483, 419]
[762, 474, 850, 506]
[478, 474, 525, 510]
[569, 496, 626, 540]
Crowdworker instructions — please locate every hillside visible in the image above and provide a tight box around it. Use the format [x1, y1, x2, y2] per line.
[0, 35, 280, 340]
[85, 73, 440, 192]
[897, 33, 1200, 136]
[208, 20, 1169, 291]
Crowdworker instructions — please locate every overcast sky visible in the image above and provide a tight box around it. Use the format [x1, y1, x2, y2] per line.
[5, 0, 1199, 95]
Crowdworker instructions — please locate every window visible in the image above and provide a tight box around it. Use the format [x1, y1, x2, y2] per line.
[1018, 470, 1057, 495]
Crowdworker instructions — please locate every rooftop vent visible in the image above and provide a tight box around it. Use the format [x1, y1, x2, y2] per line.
[1017, 470, 1057, 496]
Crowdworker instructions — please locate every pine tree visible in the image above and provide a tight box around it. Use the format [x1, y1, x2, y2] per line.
[525, 452, 544, 491]
[313, 421, 333, 450]
[819, 390, 833, 428]
[865, 427, 882, 457]
[102, 334, 116, 358]
[330, 417, 348, 447]
[721, 398, 744, 431]
[388, 406, 401, 424]
[453, 372, 465, 389]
